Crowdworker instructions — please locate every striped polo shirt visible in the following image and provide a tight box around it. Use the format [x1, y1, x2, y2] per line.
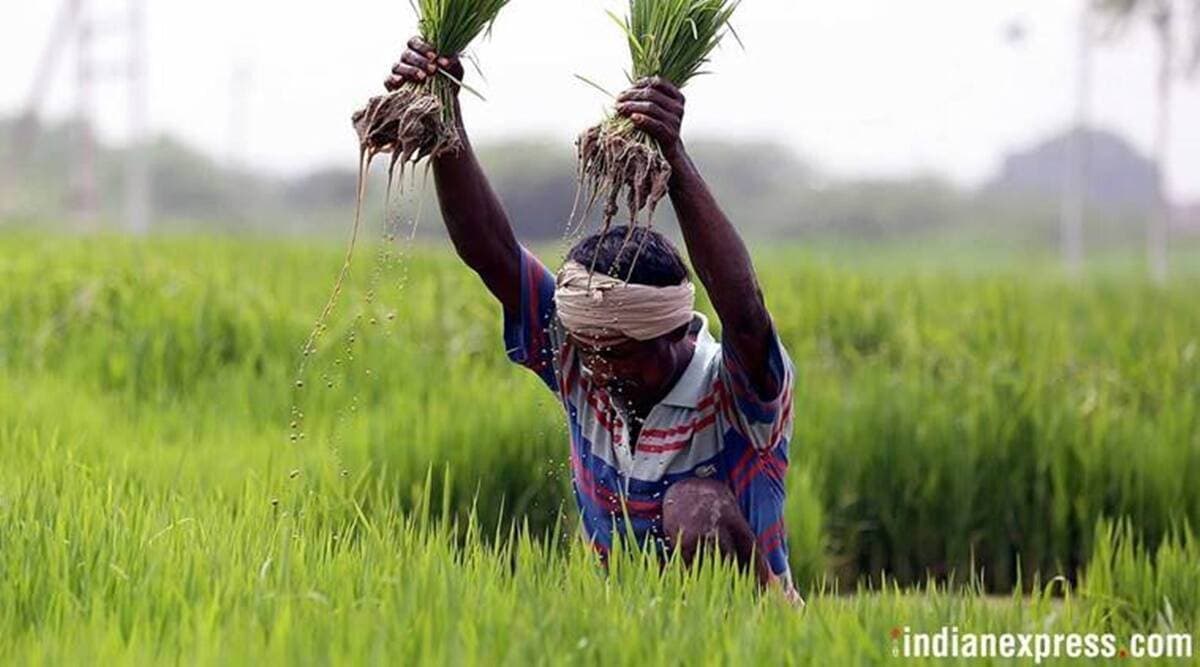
[503, 247, 796, 580]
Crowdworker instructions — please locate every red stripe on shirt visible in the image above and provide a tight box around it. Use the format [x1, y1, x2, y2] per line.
[570, 450, 660, 520]
[757, 518, 787, 555]
[734, 448, 787, 495]
[584, 391, 623, 444]
[559, 346, 577, 393]
[766, 387, 794, 446]
[633, 382, 734, 454]
[637, 412, 718, 453]
[728, 445, 760, 491]
[640, 382, 728, 441]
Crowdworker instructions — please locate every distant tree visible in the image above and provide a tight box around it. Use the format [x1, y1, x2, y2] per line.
[1093, 0, 1200, 282]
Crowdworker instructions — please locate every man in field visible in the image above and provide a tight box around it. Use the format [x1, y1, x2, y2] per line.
[385, 38, 798, 601]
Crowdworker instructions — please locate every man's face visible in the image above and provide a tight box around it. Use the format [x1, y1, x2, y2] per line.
[570, 333, 679, 408]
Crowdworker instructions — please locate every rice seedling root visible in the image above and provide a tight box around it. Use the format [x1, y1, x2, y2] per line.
[576, 119, 672, 230]
[352, 84, 461, 177]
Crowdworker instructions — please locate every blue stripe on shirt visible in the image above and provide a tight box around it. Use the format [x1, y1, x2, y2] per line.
[502, 247, 558, 391]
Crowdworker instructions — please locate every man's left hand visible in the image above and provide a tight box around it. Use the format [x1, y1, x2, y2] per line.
[616, 77, 686, 160]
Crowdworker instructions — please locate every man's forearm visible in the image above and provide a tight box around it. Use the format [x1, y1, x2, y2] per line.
[382, 41, 522, 310]
[666, 145, 777, 393]
[667, 146, 769, 329]
[430, 105, 521, 310]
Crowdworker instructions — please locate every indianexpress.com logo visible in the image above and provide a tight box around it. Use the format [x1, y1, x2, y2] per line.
[891, 626, 1194, 662]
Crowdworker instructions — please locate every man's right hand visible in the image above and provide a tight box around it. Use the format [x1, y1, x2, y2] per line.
[388, 37, 520, 314]
[385, 37, 465, 93]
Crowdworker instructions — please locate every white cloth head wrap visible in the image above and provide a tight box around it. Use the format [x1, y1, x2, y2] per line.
[554, 260, 695, 344]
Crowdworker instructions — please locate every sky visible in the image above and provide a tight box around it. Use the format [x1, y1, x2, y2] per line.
[2, 0, 1199, 200]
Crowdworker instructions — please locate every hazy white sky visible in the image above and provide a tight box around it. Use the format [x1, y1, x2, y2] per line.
[2, 0, 1199, 199]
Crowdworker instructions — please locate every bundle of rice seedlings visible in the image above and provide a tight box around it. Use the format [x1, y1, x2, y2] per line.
[575, 0, 739, 232]
[353, 0, 510, 175]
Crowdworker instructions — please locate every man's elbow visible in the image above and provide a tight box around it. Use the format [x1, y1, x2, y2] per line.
[720, 288, 771, 335]
[454, 231, 518, 275]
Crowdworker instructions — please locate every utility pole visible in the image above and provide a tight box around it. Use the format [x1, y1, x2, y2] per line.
[224, 60, 253, 223]
[73, 0, 100, 226]
[1060, 4, 1092, 277]
[11, 0, 152, 232]
[227, 61, 252, 170]
[124, 0, 151, 235]
[2, 0, 81, 217]
[1148, 2, 1172, 284]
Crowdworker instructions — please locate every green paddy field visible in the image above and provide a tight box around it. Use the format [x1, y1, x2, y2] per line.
[1, 234, 1197, 663]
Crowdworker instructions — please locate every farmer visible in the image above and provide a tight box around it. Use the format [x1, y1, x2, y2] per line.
[385, 38, 798, 601]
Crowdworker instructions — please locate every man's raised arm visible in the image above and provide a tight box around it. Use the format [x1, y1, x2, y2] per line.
[615, 77, 780, 399]
[385, 37, 522, 312]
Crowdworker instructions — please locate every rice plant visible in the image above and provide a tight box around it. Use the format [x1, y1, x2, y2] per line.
[353, 0, 511, 173]
[1, 234, 1198, 662]
[575, 0, 740, 234]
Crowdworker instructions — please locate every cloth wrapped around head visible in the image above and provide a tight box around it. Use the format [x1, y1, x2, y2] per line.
[555, 260, 696, 345]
